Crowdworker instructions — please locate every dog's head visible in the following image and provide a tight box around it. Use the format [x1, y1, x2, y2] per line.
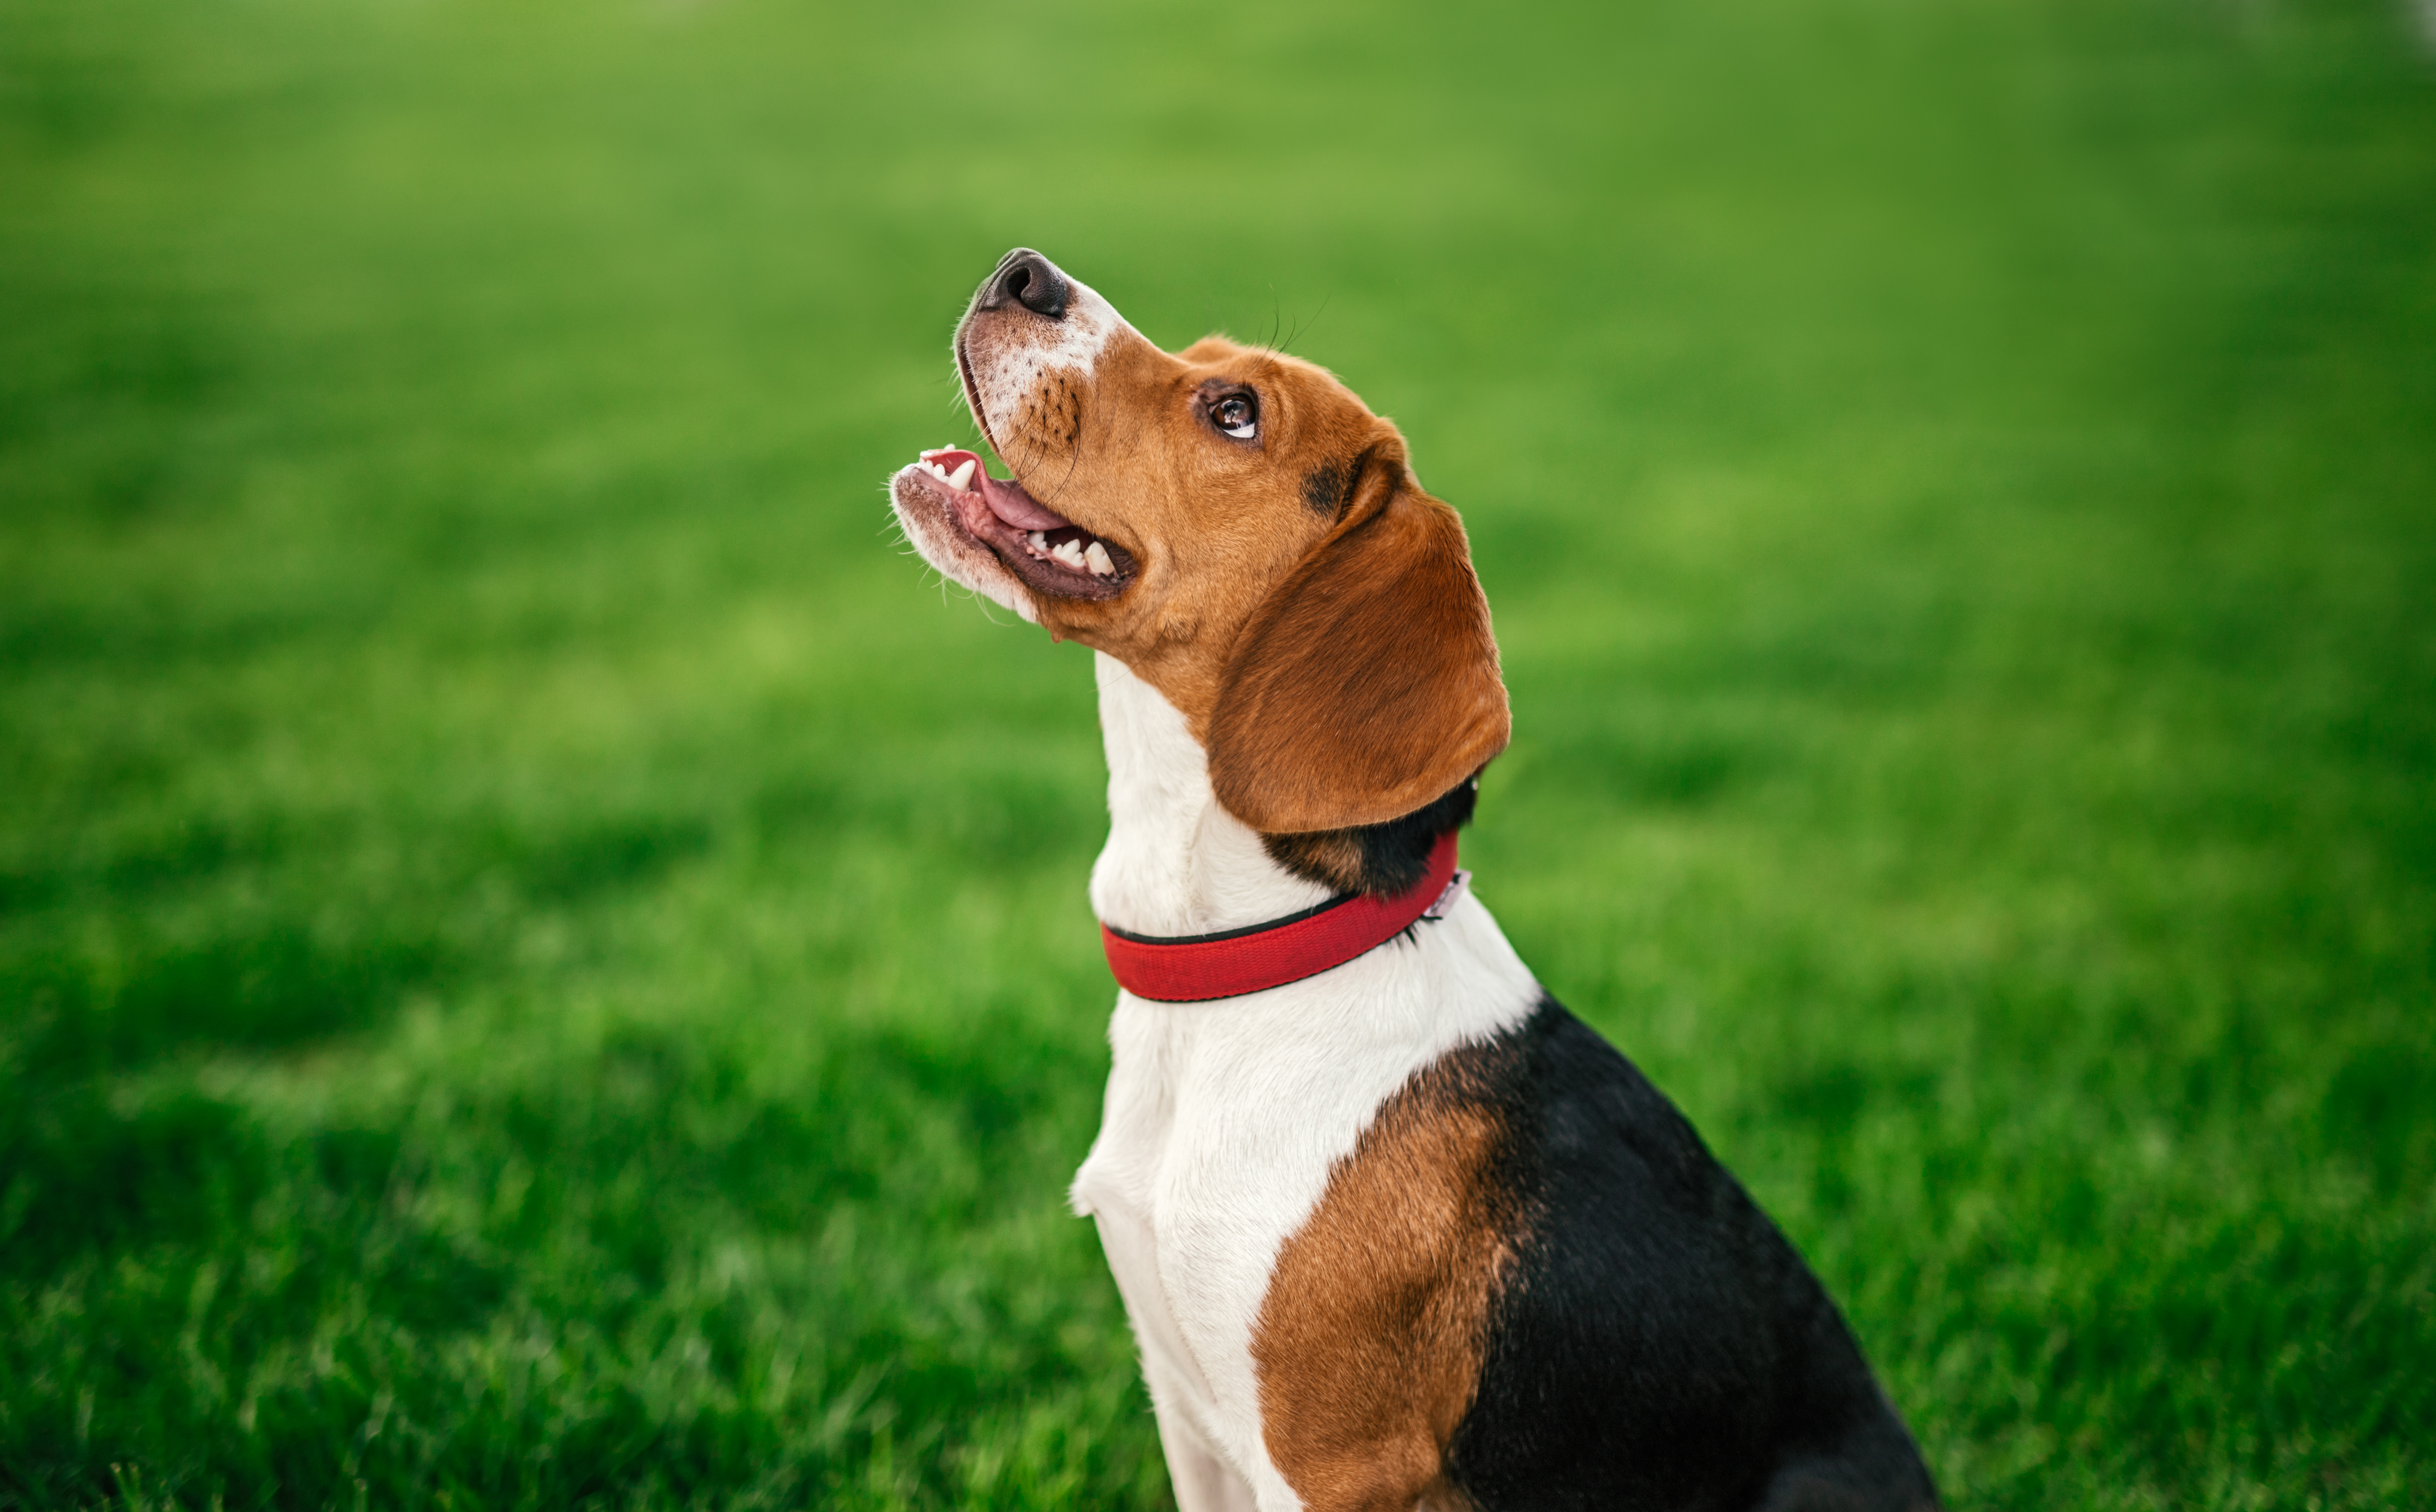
[892, 248, 1508, 860]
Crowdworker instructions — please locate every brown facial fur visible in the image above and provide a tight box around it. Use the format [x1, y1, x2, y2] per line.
[1249, 1038, 1525, 1512]
[955, 296, 1510, 839]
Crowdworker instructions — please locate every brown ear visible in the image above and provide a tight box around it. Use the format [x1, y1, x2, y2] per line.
[1207, 434, 1510, 834]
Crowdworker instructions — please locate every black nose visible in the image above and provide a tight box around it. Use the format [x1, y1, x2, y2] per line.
[980, 248, 1069, 320]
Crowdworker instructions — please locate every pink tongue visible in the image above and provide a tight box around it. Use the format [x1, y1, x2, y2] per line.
[977, 473, 1072, 531]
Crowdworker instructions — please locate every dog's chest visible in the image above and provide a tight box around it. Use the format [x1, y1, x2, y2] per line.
[1069, 899, 1542, 1485]
[1071, 991, 1386, 1468]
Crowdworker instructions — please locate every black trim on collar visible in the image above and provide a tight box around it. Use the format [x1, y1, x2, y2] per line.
[1102, 888, 1360, 947]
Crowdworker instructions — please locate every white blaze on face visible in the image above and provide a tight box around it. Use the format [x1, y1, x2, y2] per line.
[962, 275, 1137, 445]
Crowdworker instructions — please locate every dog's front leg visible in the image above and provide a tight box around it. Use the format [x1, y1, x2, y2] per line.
[1086, 1205, 1264, 1510]
[1146, 1374, 1260, 1512]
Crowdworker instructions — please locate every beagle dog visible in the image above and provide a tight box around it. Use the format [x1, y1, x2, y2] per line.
[889, 249, 1939, 1512]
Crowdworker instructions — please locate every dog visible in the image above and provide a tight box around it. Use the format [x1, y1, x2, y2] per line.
[889, 248, 1939, 1512]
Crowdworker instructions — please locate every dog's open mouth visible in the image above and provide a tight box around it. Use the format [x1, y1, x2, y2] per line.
[903, 447, 1138, 600]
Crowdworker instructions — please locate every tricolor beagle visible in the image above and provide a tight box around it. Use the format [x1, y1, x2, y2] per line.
[889, 249, 1939, 1512]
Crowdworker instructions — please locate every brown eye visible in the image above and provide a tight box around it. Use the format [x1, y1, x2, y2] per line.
[1212, 392, 1258, 440]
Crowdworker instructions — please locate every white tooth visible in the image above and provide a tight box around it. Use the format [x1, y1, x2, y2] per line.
[1028, 530, 1047, 555]
[947, 460, 976, 491]
[1084, 541, 1114, 577]
[924, 462, 948, 481]
[1054, 540, 1086, 569]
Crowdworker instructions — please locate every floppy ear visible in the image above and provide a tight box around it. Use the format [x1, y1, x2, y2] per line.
[1207, 434, 1510, 834]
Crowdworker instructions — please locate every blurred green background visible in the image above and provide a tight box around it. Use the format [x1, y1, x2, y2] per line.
[4, 0, 2432, 1506]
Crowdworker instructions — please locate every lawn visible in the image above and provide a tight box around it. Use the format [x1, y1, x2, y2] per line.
[2, 0, 2432, 1506]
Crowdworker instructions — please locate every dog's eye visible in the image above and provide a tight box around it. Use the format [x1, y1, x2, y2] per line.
[1212, 393, 1258, 441]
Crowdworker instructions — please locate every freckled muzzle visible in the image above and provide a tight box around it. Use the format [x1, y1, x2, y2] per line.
[890, 248, 1145, 607]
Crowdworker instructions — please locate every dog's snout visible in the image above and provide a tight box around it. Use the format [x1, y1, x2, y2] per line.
[980, 248, 1069, 320]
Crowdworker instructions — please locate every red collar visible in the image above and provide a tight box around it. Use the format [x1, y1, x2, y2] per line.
[1099, 832, 1463, 1002]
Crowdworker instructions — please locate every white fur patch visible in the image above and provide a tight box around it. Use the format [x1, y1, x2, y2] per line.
[962, 274, 1135, 447]
[1072, 654, 1542, 1512]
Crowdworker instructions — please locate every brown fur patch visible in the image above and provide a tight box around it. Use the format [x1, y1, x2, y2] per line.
[1250, 1039, 1525, 1512]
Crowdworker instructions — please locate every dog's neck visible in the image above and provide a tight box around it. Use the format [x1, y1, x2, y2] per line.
[1087, 651, 1334, 939]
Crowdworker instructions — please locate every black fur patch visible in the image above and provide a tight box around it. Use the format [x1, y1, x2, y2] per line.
[1261, 775, 1480, 897]
[1443, 998, 1941, 1510]
[1300, 460, 1350, 518]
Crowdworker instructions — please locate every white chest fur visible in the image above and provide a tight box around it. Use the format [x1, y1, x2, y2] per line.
[1069, 654, 1541, 1512]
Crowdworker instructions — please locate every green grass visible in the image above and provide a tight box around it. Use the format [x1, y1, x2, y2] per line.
[3, 0, 2432, 1506]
